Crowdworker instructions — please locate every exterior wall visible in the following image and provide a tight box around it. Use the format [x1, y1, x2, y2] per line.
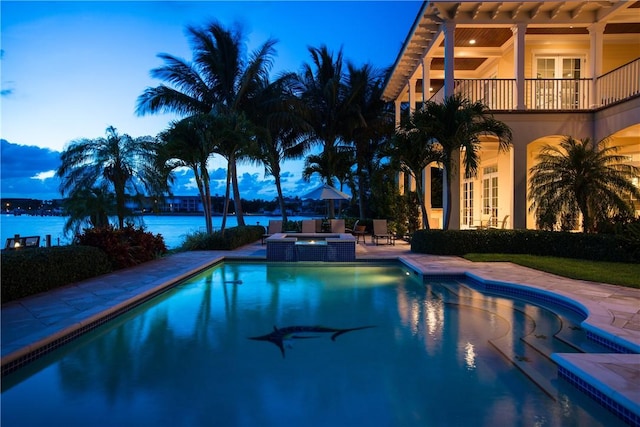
[465, 39, 636, 80]
[602, 42, 640, 72]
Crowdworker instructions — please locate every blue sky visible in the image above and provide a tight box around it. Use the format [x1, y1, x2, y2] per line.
[1, 1, 421, 201]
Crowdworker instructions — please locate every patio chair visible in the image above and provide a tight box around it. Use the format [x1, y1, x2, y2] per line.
[351, 220, 367, 244]
[301, 219, 316, 233]
[489, 215, 510, 230]
[262, 220, 282, 244]
[470, 216, 495, 230]
[330, 219, 345, 233]
[372, 219, 393, 245]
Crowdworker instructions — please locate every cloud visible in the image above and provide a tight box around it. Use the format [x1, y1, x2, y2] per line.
[1, 140, 62, 198]
[1, 139, 61, 178]
[0, 138, 315, 201]
[32, 170, 56, 181]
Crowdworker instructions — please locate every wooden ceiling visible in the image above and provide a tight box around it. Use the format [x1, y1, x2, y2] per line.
[382, 1, 640, 101]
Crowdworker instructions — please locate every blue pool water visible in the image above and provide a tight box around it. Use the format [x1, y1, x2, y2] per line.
[1, 263, 626, 426]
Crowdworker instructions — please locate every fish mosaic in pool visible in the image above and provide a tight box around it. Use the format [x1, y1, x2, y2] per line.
[249, 325, 375, 358]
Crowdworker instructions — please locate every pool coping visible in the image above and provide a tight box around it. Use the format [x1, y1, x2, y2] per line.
[2, 248, 639, 424]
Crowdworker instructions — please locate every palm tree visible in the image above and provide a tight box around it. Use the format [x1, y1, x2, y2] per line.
[419, 95, 513, 230]
[156, 114, 219, 234]
[343, 63, 394, 219]
[389, 117, 443, 229]
[136, 21, 277, 228]
[302, 145, 354, 218]
[245, 73, 312, 223]
[57, 126, 160, 229]
[61, 185, 117, 237]
[528, 136, 640, 233]
[296, 45, 364, 217]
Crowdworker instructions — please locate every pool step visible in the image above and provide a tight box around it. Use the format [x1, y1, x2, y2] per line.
[490, 334, 560, 399]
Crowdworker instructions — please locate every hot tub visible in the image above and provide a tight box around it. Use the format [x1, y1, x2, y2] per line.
[265, 233, 356, 262]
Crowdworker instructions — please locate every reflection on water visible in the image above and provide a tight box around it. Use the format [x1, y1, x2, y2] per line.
[1, 263, 621, 427]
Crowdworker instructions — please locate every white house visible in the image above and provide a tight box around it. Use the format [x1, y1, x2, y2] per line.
[383, 0, 640, 229]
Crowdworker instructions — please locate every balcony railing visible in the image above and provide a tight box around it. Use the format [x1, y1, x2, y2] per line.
[426, 59, 639, 112]
[597, 58, 640, 107]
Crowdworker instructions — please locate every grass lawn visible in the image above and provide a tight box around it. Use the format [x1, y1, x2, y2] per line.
[463, 254, 640, 289]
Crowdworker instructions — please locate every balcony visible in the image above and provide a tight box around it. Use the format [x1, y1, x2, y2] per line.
[428, 58, 639, 112]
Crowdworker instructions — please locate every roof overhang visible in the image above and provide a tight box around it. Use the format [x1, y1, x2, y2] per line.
[382, 0, 640, 102]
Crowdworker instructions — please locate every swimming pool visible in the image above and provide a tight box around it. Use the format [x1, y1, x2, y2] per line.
[0, 262, 630, 426]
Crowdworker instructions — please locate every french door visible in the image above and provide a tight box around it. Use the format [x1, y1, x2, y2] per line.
[535, 56, 584, 109]
[462, 180, 474, 227]
[482, 167, 498, 226]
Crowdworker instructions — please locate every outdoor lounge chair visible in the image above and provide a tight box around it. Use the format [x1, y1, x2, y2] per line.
[351, 220, 367, 244]
[372, 219, 393, 245]
[262, 220, 282, 244]
[301, 219, 316, 233]
[330, 219, 345, 233]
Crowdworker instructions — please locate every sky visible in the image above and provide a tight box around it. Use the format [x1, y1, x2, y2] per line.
[0, 0, 422, 201]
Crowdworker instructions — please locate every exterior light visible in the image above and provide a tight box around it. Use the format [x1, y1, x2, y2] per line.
[469, 39, 476, 45]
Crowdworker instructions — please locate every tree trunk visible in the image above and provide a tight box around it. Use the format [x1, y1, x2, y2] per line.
[230, 154, 245, 226]
[221, 167, 231, 232]
[193, 166, 212, 234]
[357, 166, 366, 220]
[414, 178, 431, 230]
[274, 173, 288, 223]
[442, 165, 452, 230]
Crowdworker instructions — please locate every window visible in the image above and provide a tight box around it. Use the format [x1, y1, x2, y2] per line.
[462, 180, 474, 226]
[482, 166, 498, 226]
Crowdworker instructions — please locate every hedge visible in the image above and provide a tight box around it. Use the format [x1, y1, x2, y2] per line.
[1, 246, 112, 303]
[411, 229, 638, 263]
[179, 225, 265, 251]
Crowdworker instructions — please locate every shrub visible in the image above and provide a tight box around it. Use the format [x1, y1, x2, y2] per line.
[411, 229, 638, 263]
[76, 224, 167, 269]
[179, 226, 264, 251]
[1, 246, 112, 302]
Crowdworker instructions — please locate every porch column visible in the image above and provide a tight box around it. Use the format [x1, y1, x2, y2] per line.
[409, 77, 417, 114]
[407, 80, 417, 192]
[445, 151, 461, 230]
[443, 21, 455, 97]
[394, 98, 402, 128]
[512, 23, 526, 110]
[422, 57, 432, 103]
[423, 166, 434, 228]
[588, 23, 605, 108]
[395, 98, 404, 194]
[512, 141, 527, 229]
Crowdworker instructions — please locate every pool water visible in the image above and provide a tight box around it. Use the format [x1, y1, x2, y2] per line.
[1, 263, 625, 426]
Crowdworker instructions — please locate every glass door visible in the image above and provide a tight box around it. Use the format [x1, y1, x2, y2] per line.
[482, 166, 498, 227]
[535, 56, 583, 109]
[462, 180, 474, 227]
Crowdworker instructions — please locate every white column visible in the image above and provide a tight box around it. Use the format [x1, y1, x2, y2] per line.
[423, 166, 433, 227]
[394, 99, 402, 129]
[422, 57, 432, 103]
[512, 23, 526, 110]
[409, 78, 417, 114]
[395, 98, 403, 194]
[588, 23, 605, 108]
[443, 22, 455, 97]
[407, 80, 417, 191]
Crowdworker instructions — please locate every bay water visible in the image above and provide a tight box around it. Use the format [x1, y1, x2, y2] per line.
[0, 214, 312, 249]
